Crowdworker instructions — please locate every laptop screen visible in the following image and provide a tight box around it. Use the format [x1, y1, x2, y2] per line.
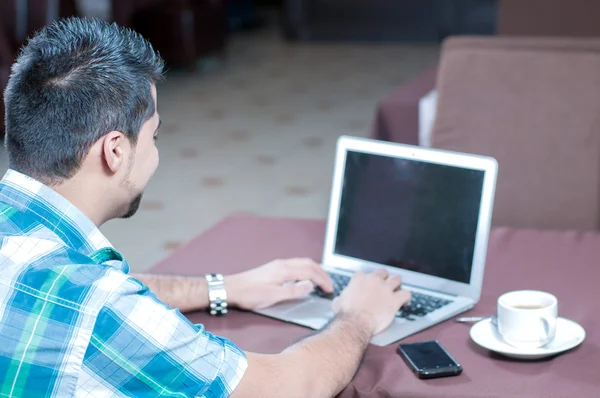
[334, 150, 485, 284]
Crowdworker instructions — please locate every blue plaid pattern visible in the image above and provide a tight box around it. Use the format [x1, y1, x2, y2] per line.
[0, 170, 247, 397]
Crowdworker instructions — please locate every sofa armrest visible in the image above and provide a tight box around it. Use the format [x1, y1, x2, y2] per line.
[371, 67, 437, 145]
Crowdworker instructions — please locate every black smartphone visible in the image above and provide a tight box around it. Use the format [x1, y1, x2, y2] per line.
[397, 340, 463, 379]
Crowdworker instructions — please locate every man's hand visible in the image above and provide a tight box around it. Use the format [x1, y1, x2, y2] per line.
[226, 258, 334, 310]
[136, 266, 412, 397]
[232, 270, 412, 398]
[333, 269, 411, 334]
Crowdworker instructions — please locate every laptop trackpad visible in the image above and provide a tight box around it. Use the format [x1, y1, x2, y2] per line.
[285, 298, 334, 329]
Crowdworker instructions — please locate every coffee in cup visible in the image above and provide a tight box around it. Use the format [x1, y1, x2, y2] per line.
[497, 290, 558, 349]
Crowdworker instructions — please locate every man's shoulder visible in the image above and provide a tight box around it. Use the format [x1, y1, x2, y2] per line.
[0, 201, 66, 245]
[0, 234, 131, 313]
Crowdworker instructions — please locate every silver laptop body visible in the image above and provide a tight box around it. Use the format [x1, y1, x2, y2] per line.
[254, 136, 498, 346]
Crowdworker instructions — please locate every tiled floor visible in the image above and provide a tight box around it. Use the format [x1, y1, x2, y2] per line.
[1, 28, 440, 272]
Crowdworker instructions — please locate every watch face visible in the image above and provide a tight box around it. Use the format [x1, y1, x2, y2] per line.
[209, 290, 227, 301]
[206, 274, 227, 315]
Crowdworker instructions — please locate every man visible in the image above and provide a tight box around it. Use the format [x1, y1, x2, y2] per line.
[0, 18, 411, 397]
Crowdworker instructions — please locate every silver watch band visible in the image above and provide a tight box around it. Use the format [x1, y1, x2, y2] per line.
[205, 273, 228, 316]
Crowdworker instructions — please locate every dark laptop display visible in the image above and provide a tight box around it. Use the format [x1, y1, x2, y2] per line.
[334, 151, 485, 284]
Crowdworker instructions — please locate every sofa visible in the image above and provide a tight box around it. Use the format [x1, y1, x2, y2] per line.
[497, 0, 600, 37]
[112, 0, 229, 70]
[372, 36, 600, 231]
[282, 0, 498, 42]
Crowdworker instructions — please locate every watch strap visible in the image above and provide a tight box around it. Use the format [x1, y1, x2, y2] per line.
[205, 273, 228, 316]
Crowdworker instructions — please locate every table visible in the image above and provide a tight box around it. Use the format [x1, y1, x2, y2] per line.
[150, 215, 600, 397]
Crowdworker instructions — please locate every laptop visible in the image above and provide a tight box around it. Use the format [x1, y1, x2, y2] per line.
[254, 136, 498, 346]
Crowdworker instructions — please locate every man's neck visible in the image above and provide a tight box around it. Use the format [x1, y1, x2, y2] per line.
[51, 174, 115, 227]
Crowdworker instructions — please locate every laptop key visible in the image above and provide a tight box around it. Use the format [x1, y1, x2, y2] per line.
[396, 292, 454, 318]
[313, 272, 351, 299]
[314, 287, 335, 299]
[396, 310, 415, 321]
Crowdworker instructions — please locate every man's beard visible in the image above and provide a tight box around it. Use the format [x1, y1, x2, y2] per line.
[121, 193, 143, 219]
[119, 149, 145, 219]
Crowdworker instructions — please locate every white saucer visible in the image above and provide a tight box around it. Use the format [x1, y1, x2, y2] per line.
[470, 317, 585, 360]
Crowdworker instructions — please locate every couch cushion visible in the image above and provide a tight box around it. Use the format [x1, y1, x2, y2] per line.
[418, 89, 437, 147]
[432, 36, 600, 231]
[498, 0, 600, 37]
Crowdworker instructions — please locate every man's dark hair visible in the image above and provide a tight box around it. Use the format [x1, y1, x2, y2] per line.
[4, 17, 164, 184]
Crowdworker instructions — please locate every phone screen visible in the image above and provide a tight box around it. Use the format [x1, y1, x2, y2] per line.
[399, 340, 459, 370]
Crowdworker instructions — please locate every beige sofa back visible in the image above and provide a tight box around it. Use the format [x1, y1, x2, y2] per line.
[432, 36, 600, 230]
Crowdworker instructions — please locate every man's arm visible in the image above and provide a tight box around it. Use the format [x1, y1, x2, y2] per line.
[233, 312, 373, 398]
[80, 273, 248, 397]
[131, 257, 333, 313]
[108, 267, 407, 397]
[130, 273, 209, 312]
[231, 270, 411, 398]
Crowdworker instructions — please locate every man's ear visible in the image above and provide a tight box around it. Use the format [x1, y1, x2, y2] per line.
[102, 131, 127, 173]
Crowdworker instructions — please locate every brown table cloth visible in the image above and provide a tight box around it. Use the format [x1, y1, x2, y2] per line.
[150, 215, 599, 397]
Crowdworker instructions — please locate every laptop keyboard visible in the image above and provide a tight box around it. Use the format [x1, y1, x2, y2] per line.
[313, 273, 352, 300]
[313, 272, 453, 321]
[396, 292, 453, 320]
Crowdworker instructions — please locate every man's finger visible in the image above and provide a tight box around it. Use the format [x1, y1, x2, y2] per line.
[283, 258, 320, 267]
[331, 297, 340, 313]
[283, 260, 334, 293]
[278, 280, 314, 301]
[374, 269, 388, 279]
[395, 289, 412, 307]
[386, 275, 402, 291]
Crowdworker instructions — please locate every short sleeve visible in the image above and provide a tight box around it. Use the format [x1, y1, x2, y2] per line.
[77, 277, 248, 397]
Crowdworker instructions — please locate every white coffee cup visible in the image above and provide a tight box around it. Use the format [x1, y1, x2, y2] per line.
[497, 290, 558, 349]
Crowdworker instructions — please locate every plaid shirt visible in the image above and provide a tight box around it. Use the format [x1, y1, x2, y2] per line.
[0, 170, 247, 397]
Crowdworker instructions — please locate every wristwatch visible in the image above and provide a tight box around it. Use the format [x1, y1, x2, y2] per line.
[205, 273, 228, 316]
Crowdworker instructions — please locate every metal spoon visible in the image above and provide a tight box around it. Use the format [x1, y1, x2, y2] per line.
[454, 315, 498, 326]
